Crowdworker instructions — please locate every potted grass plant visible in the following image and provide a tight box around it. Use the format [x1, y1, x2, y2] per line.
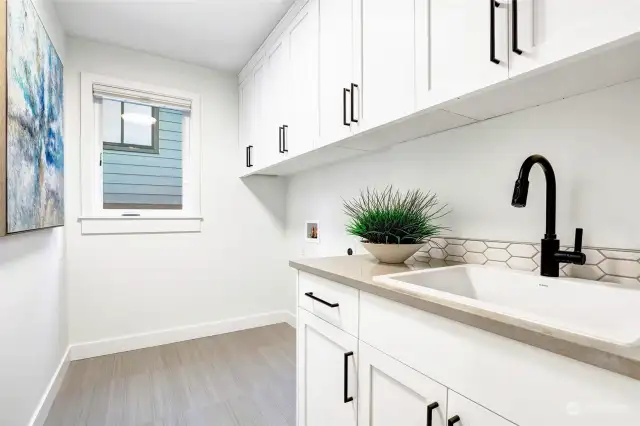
[343, 186, 450, 264]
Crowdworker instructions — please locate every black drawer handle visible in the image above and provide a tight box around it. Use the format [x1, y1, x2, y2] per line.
[282, 124, 288, 153]
[490, 0, 500, 64]
[278, 126, 283, 153]
[448, 415, 461, 426]
[304, 292, 339, 308]
[427, 402, 439, 426]
[343, 87, 350, 126]
[512, 0, 523, 55]
[344, 351, 354, 403]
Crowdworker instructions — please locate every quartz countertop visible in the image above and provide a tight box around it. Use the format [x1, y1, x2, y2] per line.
[290, 254, 640, 381]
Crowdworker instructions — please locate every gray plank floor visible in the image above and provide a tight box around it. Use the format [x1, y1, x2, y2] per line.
[45, 324, 296, 426]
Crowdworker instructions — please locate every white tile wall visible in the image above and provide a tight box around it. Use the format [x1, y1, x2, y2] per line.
[415, 237, 640, 287]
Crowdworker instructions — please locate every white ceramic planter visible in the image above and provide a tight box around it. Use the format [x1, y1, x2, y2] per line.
[362, 242, 426, 264]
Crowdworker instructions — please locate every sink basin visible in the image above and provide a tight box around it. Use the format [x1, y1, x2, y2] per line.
[373, 265, 640, 347]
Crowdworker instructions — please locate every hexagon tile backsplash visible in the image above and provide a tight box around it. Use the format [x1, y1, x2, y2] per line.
[415, 237, 640, 288]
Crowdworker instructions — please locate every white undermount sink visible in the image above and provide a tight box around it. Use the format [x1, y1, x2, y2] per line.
[373, 265, 640, 348]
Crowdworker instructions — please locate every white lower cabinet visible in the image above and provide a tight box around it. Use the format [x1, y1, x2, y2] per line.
[447, 391, 516, 426]
[297, 308, 358, 426]
[358, 341, 447, 426]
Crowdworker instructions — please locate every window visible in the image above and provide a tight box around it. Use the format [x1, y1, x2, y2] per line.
[80, 74, 202, 234]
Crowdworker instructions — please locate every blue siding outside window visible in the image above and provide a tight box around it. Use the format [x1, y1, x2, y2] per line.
[103, 108, 183, 209]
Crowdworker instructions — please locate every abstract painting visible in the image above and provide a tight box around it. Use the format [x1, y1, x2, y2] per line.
[4, 0, 64, 234]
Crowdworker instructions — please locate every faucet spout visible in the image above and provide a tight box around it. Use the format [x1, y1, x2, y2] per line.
[511, 154, 556, 239]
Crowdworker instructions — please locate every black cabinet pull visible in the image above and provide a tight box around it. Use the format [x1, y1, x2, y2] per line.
[278, 126, 283, 153]
[427, 402, 439, 426]
[350, 83, 359, 123]
[343, 87, 351, 126]
[246, 145, 253, 168]
[448, 415, 460, 426]
[282, 125, 288, 153]
[304, 292, 339, 308]
[512, 0, 523, 55]
[490, 0, 500, 64]
[343, 351, 354, 403]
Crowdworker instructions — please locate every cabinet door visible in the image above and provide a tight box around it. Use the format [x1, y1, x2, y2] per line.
[446, 391, 516, 426]
[358, 342, 447, 426]
[239, 76, 254, 171]
[361, 0, 425, 130]
[287, 0, 319, 157]
[431, 0, 509, 102]
[252, 59, 268, 169]
[318, 0, 360, 147]
[509, 0, 640, 78]
[265, 38, 290, 167]
[298, 308, 358, 426]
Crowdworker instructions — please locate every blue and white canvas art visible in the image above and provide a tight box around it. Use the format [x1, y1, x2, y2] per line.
[6, 0, 64, 233]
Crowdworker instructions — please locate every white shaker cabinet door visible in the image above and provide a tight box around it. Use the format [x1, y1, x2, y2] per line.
[318, 0, 360, 147]
[265, 37, 290, 167]
[297, 308, 358, 426]
[287, 0, 319, 157]
[361, 0, 420, 130]
[430, 0, 509, 103]
[446, 391, 516, 426]
[509, 0, 640, 78]
[358, 341, 447, 426]
[239, 76, 255, 171]
[252, 59, 269, 169]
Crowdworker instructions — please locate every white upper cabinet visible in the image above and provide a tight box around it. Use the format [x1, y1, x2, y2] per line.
[318, 0, 362, 147]
[265, 37, 290, 167]
[297, 308, 358, 426]
[509, 0, 640, 78]
[286, 0, 319, 157]
[361, 0, 430, 130]
[358, 342, 448, 426]
[431, 0, 509, 102]
[239, 76, 255, 171]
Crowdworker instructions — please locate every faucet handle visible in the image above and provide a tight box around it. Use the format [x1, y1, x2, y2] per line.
[574, 228, 583, 252]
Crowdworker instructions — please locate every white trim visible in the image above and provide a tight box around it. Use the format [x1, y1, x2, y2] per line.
[284, 311, 297, 329]
[93, 83, 192, 111]
[28, 348, 70, 426]
[68, 311, 294, 360]
[80, 217, 202, 235]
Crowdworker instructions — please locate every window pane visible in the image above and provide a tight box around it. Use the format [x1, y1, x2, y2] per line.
[102, 99, 122, 143]
[123, 103, 154, 147]
[103, 108, 184, 210]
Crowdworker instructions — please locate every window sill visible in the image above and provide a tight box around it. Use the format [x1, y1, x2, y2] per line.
[78, 215, 203, 235]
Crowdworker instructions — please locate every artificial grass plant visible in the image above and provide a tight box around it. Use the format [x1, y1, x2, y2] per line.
[343, 186, 449, 245]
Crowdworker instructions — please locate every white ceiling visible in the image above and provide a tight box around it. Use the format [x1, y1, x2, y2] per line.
[53, 0, 296, 72]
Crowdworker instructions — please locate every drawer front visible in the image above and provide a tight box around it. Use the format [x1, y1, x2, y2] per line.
[447, 391, 515, 426]
[298, 271, 359, 337]
[359, 292, 640, 426]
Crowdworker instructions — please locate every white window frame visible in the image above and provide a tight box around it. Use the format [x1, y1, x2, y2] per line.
[79, 72, 202, 234]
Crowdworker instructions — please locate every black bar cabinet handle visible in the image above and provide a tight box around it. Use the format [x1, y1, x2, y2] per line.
[490, 0, 500, 64]
[343, 87, 350, 126]
[246, 145, 253, 168]
[512, 0, 523, 55]
[304, 292, 339, 308]
[282, 125, 288, 152]
[448, 415, 461, 426]
[278, 126, 283, 153]
[427, 402, 439, 426]
[343, 351, 354, 403]
[350, 83, 359, 123]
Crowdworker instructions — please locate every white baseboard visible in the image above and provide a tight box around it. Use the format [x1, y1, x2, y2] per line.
[69, 310, 293, 360]
[285, 311, 296, 328]
[29, 348, 70, 426]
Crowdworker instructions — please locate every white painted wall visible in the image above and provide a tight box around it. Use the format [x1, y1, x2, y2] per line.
[64, 38, 290, 346]
[0, 1, 67, 425]
[287, 79, 640, 307]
